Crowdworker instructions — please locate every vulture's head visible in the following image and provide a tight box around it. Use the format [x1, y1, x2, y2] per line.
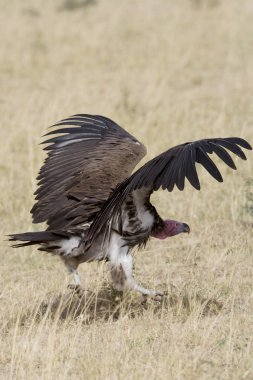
[151, 220, 190, 240]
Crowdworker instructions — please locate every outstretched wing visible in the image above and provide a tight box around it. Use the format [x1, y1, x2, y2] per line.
[87, 137, 252, 245]
[31, 114, 146, 230]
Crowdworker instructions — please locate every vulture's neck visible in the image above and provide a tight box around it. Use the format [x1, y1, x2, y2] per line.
[116, 190, 163, 248]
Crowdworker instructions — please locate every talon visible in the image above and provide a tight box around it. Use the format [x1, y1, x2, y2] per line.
[141, 294, 148, 304]
[67, 284, 85, 299]
[152, 294, 164, 302]
[151, 291, 167, 302]
[140, 290, 167, 303]
[68, 284, 80, 291]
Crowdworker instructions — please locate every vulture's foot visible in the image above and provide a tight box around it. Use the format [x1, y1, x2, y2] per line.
[152, 291, 168, 302]
[68, 284, 87, 299]
[141, 290, 168, 304]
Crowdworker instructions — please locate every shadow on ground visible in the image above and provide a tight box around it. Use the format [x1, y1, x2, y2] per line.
[18, 284, 223, 325]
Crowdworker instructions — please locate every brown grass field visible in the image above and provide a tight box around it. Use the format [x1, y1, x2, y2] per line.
[0, 0, 253, 379]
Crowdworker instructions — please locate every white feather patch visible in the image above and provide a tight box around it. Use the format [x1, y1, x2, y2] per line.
[56, 236, 81, 256]
[132, 189, 154, 229]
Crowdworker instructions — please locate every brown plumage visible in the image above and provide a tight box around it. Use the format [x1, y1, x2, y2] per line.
[9, 114, 252, 297]
[32, 114, 146, 229]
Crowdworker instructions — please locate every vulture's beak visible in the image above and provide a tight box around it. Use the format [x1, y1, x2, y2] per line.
[183, 223, 190, 234]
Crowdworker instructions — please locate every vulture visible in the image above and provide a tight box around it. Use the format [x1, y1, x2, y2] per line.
[10, 114, 252, 297]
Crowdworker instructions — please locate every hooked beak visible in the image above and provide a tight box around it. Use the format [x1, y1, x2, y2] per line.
[183, 223, 190, 234]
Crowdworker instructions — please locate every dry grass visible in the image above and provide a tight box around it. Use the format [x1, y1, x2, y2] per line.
[1, 0, 253, 379]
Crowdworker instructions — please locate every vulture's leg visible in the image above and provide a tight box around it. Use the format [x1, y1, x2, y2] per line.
[109, 232, 162, 297]
[61, 257, 84, 296]
[61, 257, 80, 284]
[73, 271, 81, 286]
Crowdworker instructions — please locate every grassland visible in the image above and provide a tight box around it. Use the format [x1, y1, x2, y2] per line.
[0, 0, 253, 379]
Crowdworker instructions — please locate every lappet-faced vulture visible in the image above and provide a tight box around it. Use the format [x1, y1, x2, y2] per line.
[10, 115, 252, 296]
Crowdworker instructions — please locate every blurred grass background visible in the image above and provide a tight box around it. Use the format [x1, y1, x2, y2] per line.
[0, 0, 253, 379]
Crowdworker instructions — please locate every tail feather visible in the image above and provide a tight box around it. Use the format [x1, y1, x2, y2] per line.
[9, 231, 69, 248]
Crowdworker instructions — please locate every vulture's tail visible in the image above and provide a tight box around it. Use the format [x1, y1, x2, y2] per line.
[9, 229, 84, 257]
[9, 231, 69, 248]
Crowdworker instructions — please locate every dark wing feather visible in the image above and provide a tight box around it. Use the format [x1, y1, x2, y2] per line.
[86, 137, 251, 246]
[31, 114, 146, 230]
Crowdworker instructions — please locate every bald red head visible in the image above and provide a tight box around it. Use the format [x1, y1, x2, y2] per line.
[151, 220, 190, 240]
